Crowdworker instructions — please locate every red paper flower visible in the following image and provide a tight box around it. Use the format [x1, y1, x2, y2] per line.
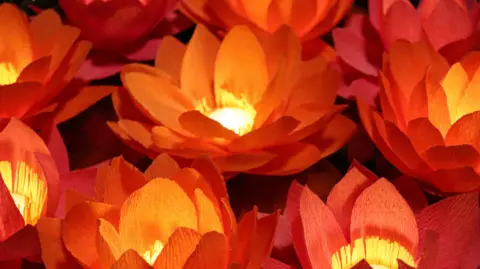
[37, 154, 278, 268]
[265, 162, 480, 269]
[333, 0, 480, 105]
[59, 0, 193, 80]
[359, 40, 480, 194]
[0, 4, 112, 128]
[109, 25, 355, 175]
[0, 119, 59, 266]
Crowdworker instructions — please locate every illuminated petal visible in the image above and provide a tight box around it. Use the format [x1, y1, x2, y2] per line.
[300, 185, 348, 268]
[29, 9, 62, 58]
[191, 156, 228, 199]
[350, 179, 418, 255]
[194, 189, 224, 234]
[37, 217, 81, 269]
[445, 111, 480, 152]
[145, 153, 180, 180]
[406, 118, 444, 154]
[111, 250, 151, 269]
[0, 83, 42, 118]
[155, 36, 186, 81]
[179, 110, 238, 140]
[214, 25, 268, 105]
[112, 87, 151, 123]
[453, 68, 480, 121]
[0, 175, 24, 241]
[97, 218, 125, 269]
[231, 208, 257, 266]
[417, 193, 480, 268]
[441, 63, 469, 121]
[213, 151, 276, 172]
[95, 156, 147, 207]
[117, 120, 154, 149]
[420, 145, 480, 170]
[183, 232, 228, 269]
[62, 201, 120, 267]
[119, 179, 198, 256]
[326, 165, 376, 240]
[153, 227, 202, 269]
[245, 212, 279, 269]
[181, 25, 219, 109]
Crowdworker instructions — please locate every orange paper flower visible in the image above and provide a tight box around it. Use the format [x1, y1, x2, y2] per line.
[265, 162, 480, 269]
[110, 25, 355, 175]
[180, 0, 353, 41]
[0, 4, 111, 128]
[359, 40, 480, 194]
[0, 119, 59, 265]
[38, 154, 278, 268]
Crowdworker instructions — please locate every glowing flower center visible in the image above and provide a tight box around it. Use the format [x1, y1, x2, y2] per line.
[208, 107, 255, 135]
[0, 161, 47, 225]
[331, 237, 416, 269]
[195, 90, 257, 136]
[0, 62, 18, 86]
[142, 240, 164, 265]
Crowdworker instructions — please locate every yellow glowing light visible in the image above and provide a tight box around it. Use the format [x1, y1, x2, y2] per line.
[0, 161, 47, 225]
[331, 237, 416, 269]
[142, 240, 164, 265]
[195, 89, 257, 136]
[0, 62, 18, 86]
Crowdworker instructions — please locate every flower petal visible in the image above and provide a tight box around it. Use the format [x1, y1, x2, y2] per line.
[145, 153, 180, 180]
[153, 227, 202, 269]
[245, 212, 279, 269]
[382, 1, 424, 47]
[183, 232, 228, 269]
[155, 36, 186, 81]
[110, 249, 151, 269]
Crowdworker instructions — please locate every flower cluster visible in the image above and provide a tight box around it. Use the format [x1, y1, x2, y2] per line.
[0, 0, 479, 268]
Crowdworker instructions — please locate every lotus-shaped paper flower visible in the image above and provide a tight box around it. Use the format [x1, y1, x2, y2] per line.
[0, 119, 59, 266]
[59, 0, 192, 80]
[265, 162, 480, 269]
[359, 40, 480, 194]
[38, 154, 278, 268]
[110, 25, 355, 175]
[180, 0, 353, 41]
[333, 0, 480, 105]
[0, 4, 110, 128]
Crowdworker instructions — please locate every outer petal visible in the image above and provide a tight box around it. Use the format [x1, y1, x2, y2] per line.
[245, 212, 279, 269]
[111, 249, 152, 269]
[182, 232, 228, 269]
[153, 227, 202, 269]
[416, 193, 480, 269]
[350, 179, 419, 255]
[145, 153, 180, 180]
[0, 225, 40, 260]
[382, 1, 425, 48]
[0, 175, 24, 241]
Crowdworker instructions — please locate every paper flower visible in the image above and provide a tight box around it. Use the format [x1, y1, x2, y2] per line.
[110, 25, 355, 175]
[359, 40, 480, 194]
[0, 4, 110, 128]
[0, 119, 59, 266]
[59, 0, 192, 80]
[180, 0, 353, 40]
[264, 162, 480, 269]
[333, 0, 480, 105]
[37, 154, 278, 268]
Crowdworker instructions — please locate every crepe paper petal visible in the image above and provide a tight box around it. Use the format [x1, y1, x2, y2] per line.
[423, 0, 473, 50]
[405, 118, 444, 154]
[213, 151, 276, 172]
[231, 208, 257, 266]
[392, 176, 428, 215]
[340, 79, 380, 107]
[54, 85, 116, 124]
[97, 218, 125, 269]
[194, 189, 224, 234]
[0, 3, 32, 69]
[182, 232, 228, 269]
[350, 179, 419, 254]
[229, 117, 300, 151]
[16, 57, 52, 84]
[0, 225, 40, 260]
[110, 249, 151, 269]
[416, 193, 480, 268]
[179, 110, 239, 140]
[425, 167, 480, 193]
[155, 36, 186, 81]
[181, 24, 219, 109]
[0, 83, 43, 119]
[191, 156, 227, 199]
[152, 227, 202, 269]
[299, 185, 348, 268]
[0, 176, 25, 241]
[95, 156, 147, 207]
[35, 152, 60, 217]
[121, 64, 193, 133]
[420, 145, 480, 170]
[39, 123, 69, 174]
[326, 165, 376, 241]
[37, 217, 81, 269]
[119, 179, 198, 253]
[62, 201, 119, 267]
[445, 111, 480, 151]
[29, 9, 63, 57]
[382, 1, 425, 48]
[286, 181, 313, 269]
[263, 258, 296, 269]
[460, 228, 480, 269]
[55, 166, 98, 218]
[415, 230, 439, 269]
[145, 154, 180, 181]
[214, 25, 269, 105]
[351, 260, 374, 268]
[74, 54, 128, 81]
[245, 211, 279, 269]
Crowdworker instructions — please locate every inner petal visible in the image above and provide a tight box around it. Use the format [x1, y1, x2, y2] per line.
[195, 89, 257, 136]
[331, 236, 416, 269]
[0, 161, 47, 225]
[141, 239, 164, 265]
[0, 62, 19, 86]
